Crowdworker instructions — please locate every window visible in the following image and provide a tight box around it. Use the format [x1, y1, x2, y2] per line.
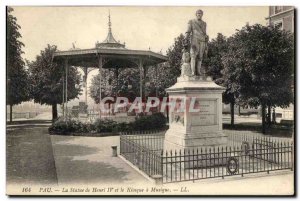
[273, 20, 283, 30]
[274, 6, 283, 14]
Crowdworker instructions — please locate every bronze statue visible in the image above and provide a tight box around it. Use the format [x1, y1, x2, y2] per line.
[184, 9, 209, 76]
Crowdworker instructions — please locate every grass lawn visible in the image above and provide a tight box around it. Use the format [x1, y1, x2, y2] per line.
[223, 123, 293, 138]
[6, 125, 58, 185]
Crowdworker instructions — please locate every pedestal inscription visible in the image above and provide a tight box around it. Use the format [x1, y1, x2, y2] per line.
[192, 99, 217, 126]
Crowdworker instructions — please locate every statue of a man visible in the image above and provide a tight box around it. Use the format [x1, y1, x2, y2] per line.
[185, 9, 209, 76]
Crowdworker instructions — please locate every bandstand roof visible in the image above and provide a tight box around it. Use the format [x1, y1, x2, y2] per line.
[53, 12, 168, 68]
[53, 48, 168, 68]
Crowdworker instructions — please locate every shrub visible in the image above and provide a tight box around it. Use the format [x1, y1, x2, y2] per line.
[94, 119, 117, 133]
[114, 122, 134, 133]
[133, 113, 166, 131]
[48, 118, 77, 134]
[49, 113, 167, 135]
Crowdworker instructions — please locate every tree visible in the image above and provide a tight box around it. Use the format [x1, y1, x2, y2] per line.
[166, 34, 185, 81]
[204, 33, 239, 126]
[222, 24, 294, 134]
[204, 33, 228, 80]
[90, 69, 112, 104]
[148, 34, 186, 99]
[90, 68, 140, 104]
[7, 7, 30, 123]
[220, 36, 243, 127]
[28, 45, 82, 120]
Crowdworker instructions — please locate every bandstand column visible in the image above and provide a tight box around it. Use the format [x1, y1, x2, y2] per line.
[84, 67, 88, 106]
[62, 76, 65, 118]
[64, 58, 68, 120]
[143, 65, 148, 100]
[139, 59, 143, 100]
[98, 56, 103, 118]
[155, 64, 158, 97]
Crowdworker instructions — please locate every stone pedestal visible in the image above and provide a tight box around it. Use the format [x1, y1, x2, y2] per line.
[164, 75, 228, 153]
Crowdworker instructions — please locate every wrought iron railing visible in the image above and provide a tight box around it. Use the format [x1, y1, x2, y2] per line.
[120, 131, 293, 184]
[162, 140, 293, 183]
[120, 130, 165, 177]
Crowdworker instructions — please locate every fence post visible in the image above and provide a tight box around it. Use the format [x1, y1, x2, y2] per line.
[291, 142, 294, 171]
[281, 141, 283, 169]
[120, 132, 122, 155]
[166, 151, 168, 183]
[175, 150, 178, 182]
[267, 140, 270, 174]
[196, 148, 199, 179]
[222, 146, 228, 179]
[152, 175, 163, 185]
[284, 141, 287, 169]
[111, 146, 117, 157]
[170, 150, 173, 182]
[241, 144, 244, 177]
[161, 150, 164, 178]
[192, 149, 195, 182]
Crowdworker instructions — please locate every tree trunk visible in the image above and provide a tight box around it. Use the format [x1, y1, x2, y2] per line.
[272, 108, 276, 124]
[267, 105, 272, 127]
[261, 104, 266, 134]
[9, 104, 13, 123]
[230, 100, 235, 127]
[52, 103, 58, 121]
[238, 105, 241, 116]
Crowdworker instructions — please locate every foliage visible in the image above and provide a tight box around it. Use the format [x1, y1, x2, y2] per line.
[94, 119, 117, 132]
[204, 33, 228, 80]
[132, 112, 166, 131]
[221, 24, 294, 133]
[220, 37, 243, 106]
[90, 68, 140, 103]
[49, 118, 91, 134]
[145, 34, 186, 99]
[114, 122, 134, 132]
[223, 24, 294, 109]
[48, 118, 74, 134]
[49, 113, 167, 135]
[89, 69, 110, 104]
[166, 34, 185, 82]
[27, 44, 82, 119]
[6, 7, 30, 107]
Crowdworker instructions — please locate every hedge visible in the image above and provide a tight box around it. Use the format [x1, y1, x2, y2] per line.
[48, 112, 167, 136]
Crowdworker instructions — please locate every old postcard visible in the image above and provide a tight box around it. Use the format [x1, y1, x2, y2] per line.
[6, 6, 295, 196]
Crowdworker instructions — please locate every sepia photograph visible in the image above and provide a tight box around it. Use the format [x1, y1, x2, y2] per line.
[5, 4, 295, 196]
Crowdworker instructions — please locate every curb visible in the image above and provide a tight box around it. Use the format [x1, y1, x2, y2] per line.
[118, 155, 156, 184]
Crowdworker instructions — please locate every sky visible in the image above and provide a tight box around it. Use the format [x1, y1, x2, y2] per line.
[12, 6, 269, 61]
[11, 6, 269, 103]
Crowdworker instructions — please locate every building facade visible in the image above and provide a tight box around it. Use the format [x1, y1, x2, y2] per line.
[267, 6, 294, 32]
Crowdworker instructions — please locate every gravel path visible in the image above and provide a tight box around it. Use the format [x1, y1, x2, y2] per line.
[51, 135, 148, 185]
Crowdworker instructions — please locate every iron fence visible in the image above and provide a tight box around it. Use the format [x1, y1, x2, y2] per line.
[227, 132, 293, 146]
[120, 130, 165, 177]
[162, 139, 293, 183]
[120, 131, 294, 184]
